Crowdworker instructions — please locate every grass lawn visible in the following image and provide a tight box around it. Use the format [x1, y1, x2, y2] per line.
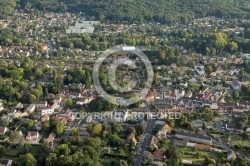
[159, 138, 173, 150]
[230, 136, 250, 146]
[5, 148, 19, 157]
[209, 133, 224, 139]
[5, 145, 42, 157]
[178, 147, 222, 159]
[174, 124, 194, 134]
[30, 146, 41, 156]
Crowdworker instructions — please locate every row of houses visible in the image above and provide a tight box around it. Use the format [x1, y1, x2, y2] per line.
[0, 125, 55, 148]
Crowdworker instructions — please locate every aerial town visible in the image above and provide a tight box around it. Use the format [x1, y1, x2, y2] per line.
[0, 1, 250, 166]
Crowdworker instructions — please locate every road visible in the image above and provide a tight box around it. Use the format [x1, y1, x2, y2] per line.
[134, 103, 156, 166]
[45, 38, 54, 56]
[64, 119, 78, 137]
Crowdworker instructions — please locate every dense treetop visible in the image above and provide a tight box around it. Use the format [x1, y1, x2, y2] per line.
[0, 0, 248, 23]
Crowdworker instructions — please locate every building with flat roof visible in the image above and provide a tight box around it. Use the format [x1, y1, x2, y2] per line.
[175, 131, 212, 145]
[66, 21, 100, 34]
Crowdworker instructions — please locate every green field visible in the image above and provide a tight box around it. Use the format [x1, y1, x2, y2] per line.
[209, 132, 225, 139]
[5, 145, 42, 157]
[231, 136, 250, 146]
[178, 147, 223, 159]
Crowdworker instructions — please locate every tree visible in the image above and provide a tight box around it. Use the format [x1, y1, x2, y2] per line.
[8, 130, 24, 144]
[214, 33, 227, 52]
[0, 118, 9, 127]
[127, 127, 136, 134]
[202, 122, 206, 130]
[165, 145, 181, 160]
[88, 96, 118, 112]
[120, 160, 128, 166]
[166, 119, 175, 128]
[111, 122, 122, 133]
[85, 137, 102, 150]
[0, 145, 6, 157]
[143, 151, 153, 164]
[135, 124, 146, 135]
[70, 128, 79, 136]
[159, 51, 166, 61]
[29, 94, 37, 103]
[54, 144, 71, 156]
[81, 145, 99, 161]
[233, 90, 240, 99]
[66, 99, 73, 107]
[228, 41, 238, 53]
[241, 132, 249, 140]
[91, 124, 102, 136]
[55, 122, 64, 136]
[12, 153, 36, 166]
[108, 134, 124, 147]
[34, 68, 43, 78]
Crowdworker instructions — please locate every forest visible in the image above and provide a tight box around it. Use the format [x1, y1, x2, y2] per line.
[1, 0, 250, 23]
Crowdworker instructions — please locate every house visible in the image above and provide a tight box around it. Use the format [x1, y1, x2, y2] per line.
[56, 109, 74, 122]
[205, 122, 214, 129]
[126, 133, 138, 145]
[175, 131, 212, 145]
[68, 92, 81, 99]
[210, 103, 219, 110]
[187, 142, 196, 147]
[153, 150, 165, 161]
[182, 160, 192, 165]
[189, 77, 197, 83]
[42, 114, 50, 121]
[41, 108, 54, 116]
[40, 43, 48, 51]
[0, 100, 3, 111]
[145, 93, 155, 101]
[198, 131, 207, 137]
[7, 109, 17, 118]
[150, 135, 158, 148]
[246, 126, 250, 133]
[15, 102, 23, 109]
[231, 80, 241, 90]
[26, 131, 39, 141]
[243, 54, 250, 60]
[76, 97, 89, 105]
[25, 104, 36, 113]
[195, 144, 212, 151]
[225, 124, 234, 132]
[32, 101, 48, 108]
[53, 96, 62, 105]
[192, 120, 203, 128]
[112, 109, 129, 122]
[103, 147, 111, 153]
[154, 99, 171, 106]
[0, 159, 12, 166]
[0, 126, 8, 135]
[227, 151, 236, 161]
[194, 65, 205, 75]
[45, 133, 55, 149]
[157, 124, 172, 138]
[35, 123, 42, 131]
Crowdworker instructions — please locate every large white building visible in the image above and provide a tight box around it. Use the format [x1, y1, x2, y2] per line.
[66, 21, 100, 34]
[41, 108, 54, 116]
[194, 65, 205, 75]
[243, 54, 250, 60]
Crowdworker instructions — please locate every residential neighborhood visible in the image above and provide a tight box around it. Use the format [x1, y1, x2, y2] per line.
[0, 3, 250, 166]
